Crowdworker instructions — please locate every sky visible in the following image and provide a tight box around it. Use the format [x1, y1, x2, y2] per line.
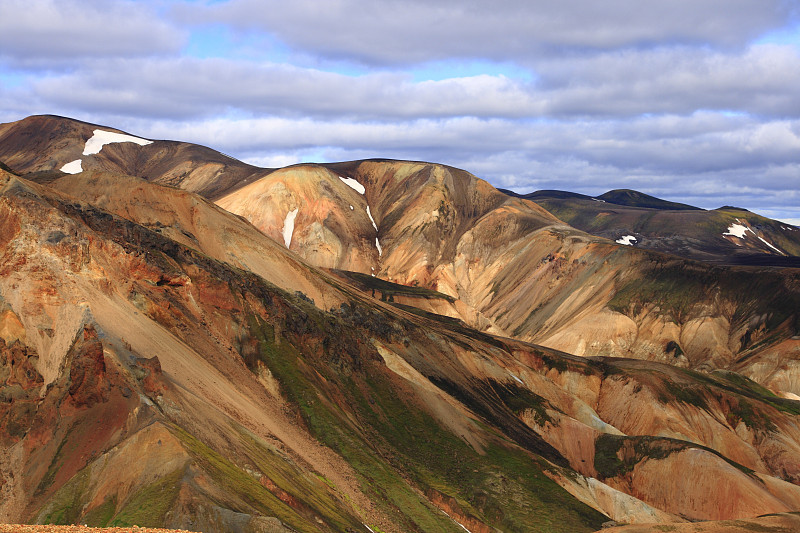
[1, 0, 799, 224]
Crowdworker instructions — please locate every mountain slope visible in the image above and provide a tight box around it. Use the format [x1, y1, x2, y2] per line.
[1, 119, 800, 530]
[3, 115, 800, 393]
[214, 159, 800, 398]
[513, 188, 800, 265]
[0, 114, 267, 199]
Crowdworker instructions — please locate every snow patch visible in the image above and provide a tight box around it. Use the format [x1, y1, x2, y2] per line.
[366, 206, 378, 231]
[60, 159, 83, 174]
[509, 373, 524, 385]
[282, 208, 299, 248]
[363, 525, 376, 533]
[440, 510, 474, 533]
[592, 198, 606, 202]
[723, 223, 752, 239]
[616, 235, 636, 246]
[83, 129, 152, 155]
[375, 238, 382, 256]
[339, 176, 365, 194]
[349, 205, 354, 210]
[757, 235, 785, 255]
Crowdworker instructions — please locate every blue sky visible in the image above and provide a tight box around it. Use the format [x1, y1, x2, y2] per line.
[1, 0, 799, 224]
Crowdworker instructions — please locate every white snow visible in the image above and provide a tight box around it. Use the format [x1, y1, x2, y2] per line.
[375, 238, 382, 256]
[723, 223, 752, 239]
[349, 205, 354, 210]
[616, 235, 637, 246]
[440, 510, 474, 533]
[363, 525, 376, 533]
[592, 198, 606, 202]
[82, 129, 152, 155]
[510, 373, 524, 385]
[60, 159, 83, 174]
[366, 206, 378, 231]
[758, 235, 785, 255]
[282, 208, 299, 248]
[339, 176, 365, 194]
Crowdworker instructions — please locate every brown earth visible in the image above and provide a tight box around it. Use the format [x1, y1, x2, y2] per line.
[596, 512, 800, 532]
[2, 116, 800, 531]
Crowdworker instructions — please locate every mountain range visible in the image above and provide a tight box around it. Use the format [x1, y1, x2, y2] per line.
[1, 114, 800, 533]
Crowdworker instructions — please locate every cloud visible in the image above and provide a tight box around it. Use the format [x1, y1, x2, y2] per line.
[106, 113, 797, 210]
[533, 44, 800, 117]
[0, 0, 184, 67]
[1, 0, 799, 222]
[24, 41, 800, 124]
[181, 0, 793, 65]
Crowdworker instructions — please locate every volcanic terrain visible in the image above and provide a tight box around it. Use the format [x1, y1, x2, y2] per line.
[1, 115, 800, 532]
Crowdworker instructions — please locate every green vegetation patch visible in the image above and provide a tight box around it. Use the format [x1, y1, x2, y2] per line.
[244, 307, 605, 532]
[594, 434, 756, 480]
[172, 426, 320, 532]
[38, 467, 91, 525]
[110, 467, 184, 527]
[659, 380, 709, 410]
[83, 496, 117, 527]
[608, 262, 710, 323]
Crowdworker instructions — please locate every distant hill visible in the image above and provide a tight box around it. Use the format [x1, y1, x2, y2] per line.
[597, 189, 701, 210]
[503, 188, 799, 265]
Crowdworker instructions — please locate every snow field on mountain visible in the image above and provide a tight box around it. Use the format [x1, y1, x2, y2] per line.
[60, 159, 82, 174]
[83, 129, 152, 155]
[282, 208, 299, 248]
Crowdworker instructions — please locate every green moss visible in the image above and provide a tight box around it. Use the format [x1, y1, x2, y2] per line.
[38, 468, 90, 525]
[246, 311, 604, 532]
[593, 435, 626, 478]
[488, 380, 554, 424]
[233, 425, 365, 531]
[110, 467, 184, 527]
[172, 426, 320, 532]
[594, 434, 756, 480]
[83, 496, 117, 527]
[660, 381, 709, 410]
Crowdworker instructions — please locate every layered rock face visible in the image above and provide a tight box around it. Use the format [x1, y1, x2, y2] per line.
[214, 159, 800, 398]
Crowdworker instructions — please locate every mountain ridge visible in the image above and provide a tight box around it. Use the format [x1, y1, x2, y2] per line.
[2, 114, 800, 531]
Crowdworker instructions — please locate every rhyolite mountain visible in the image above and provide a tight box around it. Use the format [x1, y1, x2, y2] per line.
[1, 115, 800, 533]
[501, 188, 800, 267]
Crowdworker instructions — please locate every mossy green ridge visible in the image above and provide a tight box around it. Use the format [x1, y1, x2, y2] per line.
[82, 496, 117, 527]
[594, 434, 755, 480]
[173, 427, 330, 532]
[110, 467, 184, 527]
[243, 296, 606, 532]
[38, 468, 90, 525]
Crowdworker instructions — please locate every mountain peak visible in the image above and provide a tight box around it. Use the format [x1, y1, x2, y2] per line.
[597, 189, 701, 210]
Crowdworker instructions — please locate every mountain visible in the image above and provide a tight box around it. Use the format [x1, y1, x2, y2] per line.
[503, 188, 699, 211]
[2, 115, 800, 531]
[0, 114, 268, 199]
[505, 188, 800, 266]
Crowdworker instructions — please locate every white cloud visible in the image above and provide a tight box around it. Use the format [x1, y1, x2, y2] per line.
[1, 0, 799, 224]
[0, 0, 184, 66]
[182, 0, 792, 65]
